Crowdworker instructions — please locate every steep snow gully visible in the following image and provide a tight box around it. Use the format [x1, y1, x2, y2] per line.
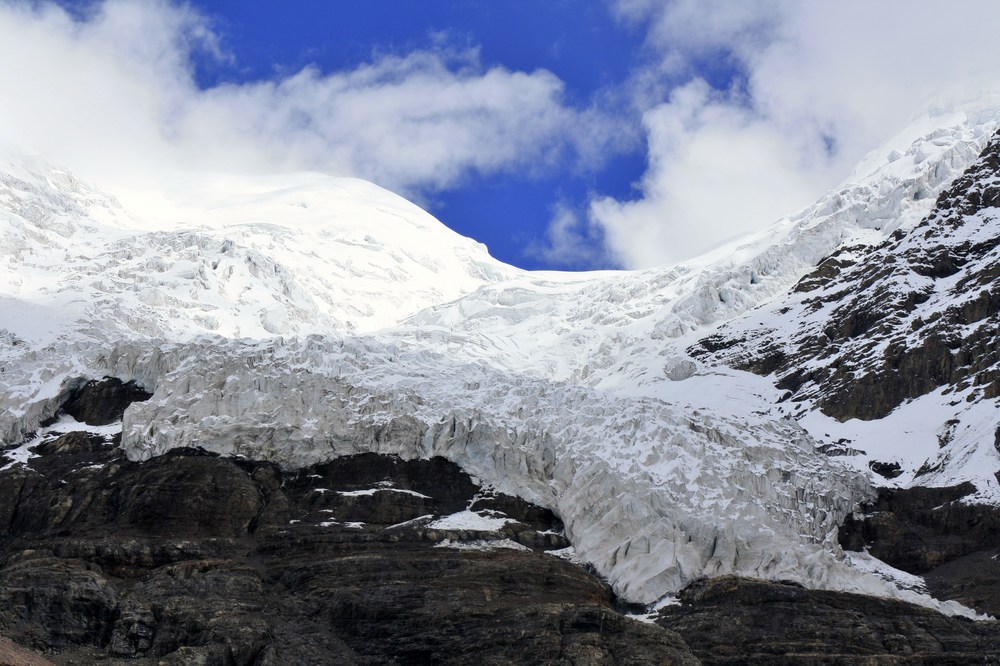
[2, 98, 999, 615]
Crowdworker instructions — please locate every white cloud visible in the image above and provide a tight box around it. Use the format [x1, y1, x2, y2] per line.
[0, 0, 608, 205]
[615, 0, 782, 64]
[591, 0, 1000, 268]
[187, 51, 581, 195]
[525, 202, 610, 269]
[592, 79, 829, 268]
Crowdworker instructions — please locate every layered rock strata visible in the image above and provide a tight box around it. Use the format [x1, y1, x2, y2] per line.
[0, 436, 697, 664]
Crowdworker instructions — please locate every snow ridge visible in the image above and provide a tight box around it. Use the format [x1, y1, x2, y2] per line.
[1, 165, 516, 342]
[396, 102, 999, 389]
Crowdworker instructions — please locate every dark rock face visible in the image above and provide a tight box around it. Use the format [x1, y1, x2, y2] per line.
[693, 131, 1000, 422]
[28, 431, 114, 457]
[6, 435, 1000, 664]
[657, 576, 1000, 665]
[59, 378, 152, 426]
[838, 483, 999, 573]
[0, 635, 56, 665]
[4, 382, 1000, 663]
[0, 438, 697, 665]
[868, 460, 903, 479]
[839, 483, 1000, 616]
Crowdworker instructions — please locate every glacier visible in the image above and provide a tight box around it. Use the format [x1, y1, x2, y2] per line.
[2, 97, 999, 615]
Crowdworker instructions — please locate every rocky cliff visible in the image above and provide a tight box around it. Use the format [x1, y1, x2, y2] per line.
[695, 129, 1000, 503]
[2, 381, 1000, 664]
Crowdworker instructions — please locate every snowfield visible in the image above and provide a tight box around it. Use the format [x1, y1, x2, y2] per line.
[1, 98, 999, 615]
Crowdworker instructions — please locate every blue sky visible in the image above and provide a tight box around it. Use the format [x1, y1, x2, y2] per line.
[4, 1, 1000, 270]
[183, 0, 656, 270]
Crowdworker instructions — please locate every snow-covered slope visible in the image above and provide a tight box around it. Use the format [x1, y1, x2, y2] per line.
[697, 126, 1000, 503]
[394, 99, 999, 389]
[1, 160, 514, 342]
[2, 98, 999, 615]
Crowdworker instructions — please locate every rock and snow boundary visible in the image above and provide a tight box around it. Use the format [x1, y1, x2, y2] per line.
[2, 98, 1000, 617]
[0, 333, 984, 619]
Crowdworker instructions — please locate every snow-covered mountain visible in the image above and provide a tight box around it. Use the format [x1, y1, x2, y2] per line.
[0, 162, 514, 343]
[697, 126, 1000, 504]
[2, 96, 999, 617]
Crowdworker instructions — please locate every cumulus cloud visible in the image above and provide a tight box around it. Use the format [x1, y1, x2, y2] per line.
[615, 0, 781, 67]
[590, 0, 1000, 268]
[591, 79, 830, 267]
[187, 52, 582, 194]
[525, 202, 610, 270]
[0, 0, 609, 205]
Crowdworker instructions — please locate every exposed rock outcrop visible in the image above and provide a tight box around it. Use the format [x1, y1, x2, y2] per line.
[656, 576, 1000, 664]
[59, 378, 152, 427]
[840, 483, 1000, 617]
[694, 130, 1000, 422]
[5, 428, 1000, 663]
[0, 436, 697, 665]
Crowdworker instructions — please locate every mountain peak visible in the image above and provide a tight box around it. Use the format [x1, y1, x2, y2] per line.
[0, 161, 516, 342]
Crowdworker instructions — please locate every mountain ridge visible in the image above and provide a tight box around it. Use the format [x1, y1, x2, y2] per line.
[2, 98, 1000, 623]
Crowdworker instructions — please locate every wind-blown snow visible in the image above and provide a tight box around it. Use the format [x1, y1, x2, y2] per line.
[2, 99, 999, 615]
